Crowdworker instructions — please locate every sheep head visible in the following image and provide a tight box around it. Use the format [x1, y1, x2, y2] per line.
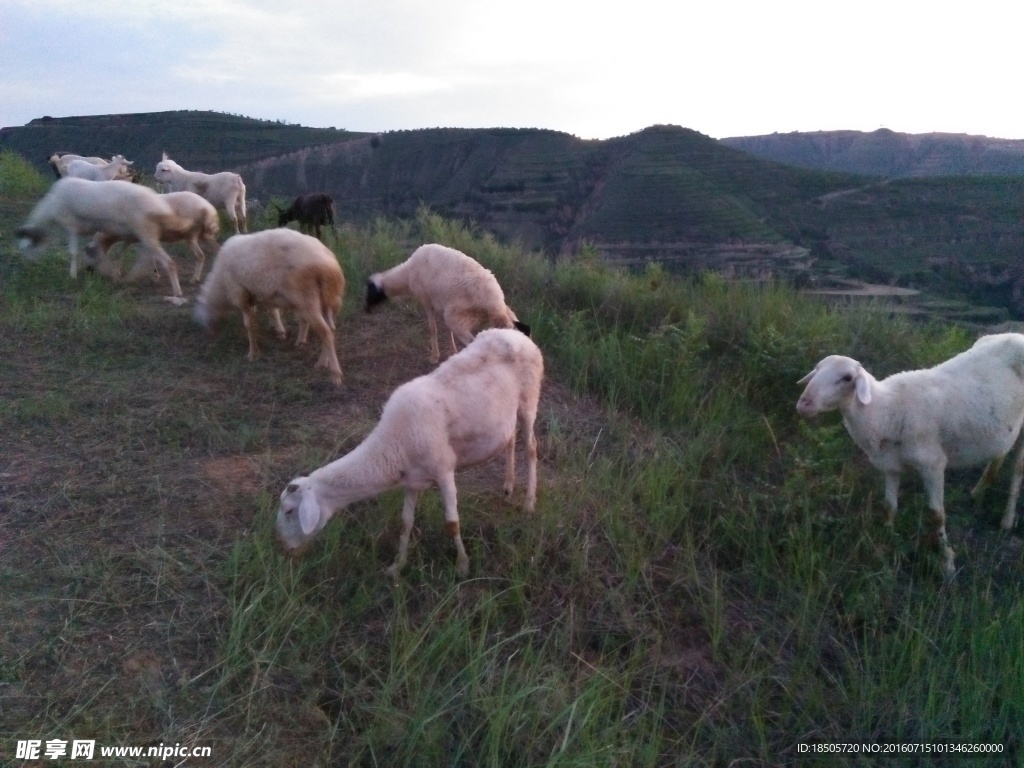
[276, 478, 328, 553]
[15, 226, 46, 256]
[796, 355, 872, 417]
[364, 276, 388, 312]
[276, 205, 294, 228]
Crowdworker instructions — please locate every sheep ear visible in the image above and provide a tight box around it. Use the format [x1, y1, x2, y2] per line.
[855, 372, 872, 404]
[797, 369, 815, 385]
[298, 487, 321, 535]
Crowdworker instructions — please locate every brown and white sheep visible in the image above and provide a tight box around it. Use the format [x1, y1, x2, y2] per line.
[194, 228, 345, 385]
[16, 178, 186, 298]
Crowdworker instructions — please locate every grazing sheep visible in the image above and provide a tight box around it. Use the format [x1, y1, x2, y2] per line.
[16, 178, 186, 298]
[85, 191, 221, 284]
[796, 333, 1024, 578]
[275, 327, 543, 577]
[365, 243, 530, 364]
[48, 152, 110, 179]
[194, 228, 345, 385]
[275, 192, 336, 240]
[154, 152, 247, 234]
[64, 155, 134, 182]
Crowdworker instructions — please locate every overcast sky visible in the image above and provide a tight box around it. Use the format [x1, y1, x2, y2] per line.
[2, 0, 1022, 140]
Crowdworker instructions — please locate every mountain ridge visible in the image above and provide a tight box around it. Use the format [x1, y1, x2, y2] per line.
[720, 129, 1024, 177]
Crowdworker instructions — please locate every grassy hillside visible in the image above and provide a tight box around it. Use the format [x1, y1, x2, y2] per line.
[2, 152, 1023, 764]
[0, 110, 364, 178]
[6, 113, 1024, 319]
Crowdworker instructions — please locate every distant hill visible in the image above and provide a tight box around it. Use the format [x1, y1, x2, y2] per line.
[720, 129, 1024, 177]
[237, 125, 856, 262]
[5, 113, 1024, 316]
[0, 110, 365, 176]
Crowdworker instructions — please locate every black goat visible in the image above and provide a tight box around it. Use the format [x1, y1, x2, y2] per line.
[275, 193, 336, 240]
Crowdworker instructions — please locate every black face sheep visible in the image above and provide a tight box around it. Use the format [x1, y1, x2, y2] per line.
[275, 193, 336, 240]
[16, 177, 187, 298]
[365, 243, 530, 364]
[194, 228, 345, 386]
[276, 327, 543, 578]
[154, 153, 247, 234]
[796, 333, 1024, 578]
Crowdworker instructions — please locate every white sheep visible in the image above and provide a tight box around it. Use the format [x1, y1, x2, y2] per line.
[16, 177, 186, 298]
[194, 228, 345, 385]
[365, 243, 529, 364]
[275, 327, 543, 577]
[154, 152, 247, 234]
[796, 333, 1024, 578]
[48, 153, 110, 178]
[85, 191, 220, 284]
[64, 155, 134, 181]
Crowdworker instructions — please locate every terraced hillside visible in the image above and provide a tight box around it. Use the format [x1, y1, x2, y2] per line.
[6, 113, 1024, 317]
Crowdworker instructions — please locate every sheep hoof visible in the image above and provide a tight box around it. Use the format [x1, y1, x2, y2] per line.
[164, 296, 188, 306]
[455, 560, 470, 579]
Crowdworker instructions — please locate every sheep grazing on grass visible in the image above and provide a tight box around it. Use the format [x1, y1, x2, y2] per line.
[365, 243, 529, 364]
[49, 153, 133, 181]
[64, 155, 134, 182]
[194, 228, 345, 385]
[275, 327, 543, 578]
[16, 178, 187, 298]
[796, 333, 1024, 578]
[275, 192, 336, 240]
[85, 191, 220, 284]
[48, 152, 113, 179]
[154, 152, 247, 234]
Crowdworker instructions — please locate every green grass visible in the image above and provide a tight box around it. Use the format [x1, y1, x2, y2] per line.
[1, 153, 1022, 765]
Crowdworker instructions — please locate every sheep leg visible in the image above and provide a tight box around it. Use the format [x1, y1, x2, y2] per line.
[241, 305, 261, 360]
[385, 489, 420, 579]
[1001, 439, 1024, 531]
[971, 458, 1004, 501]
[186, 238, 206, 283]
[426, 312, 441, 364]
[883, 471, 901, 526]
[141, 243, 182, 297]
[503, 435, 517, 499]
[444, 309, 476, 356]
[438, 474, 470, 577]
[921, 466, 956, 579]
[67, 231, 81, 279]
[269, 309, 287, 340]
[309, 314, 343, 385]
[523, 410, 538, 513]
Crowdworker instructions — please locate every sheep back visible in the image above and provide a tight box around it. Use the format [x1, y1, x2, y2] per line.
[370, 328, 543, 470]
[196, 228, 343, 323]
[372, 244, 510, 317]
[875, 334, 1024, 468]
[20, 178, 180, 242]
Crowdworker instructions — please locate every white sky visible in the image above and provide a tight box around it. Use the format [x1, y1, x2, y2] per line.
[2, 0, 1022, 140]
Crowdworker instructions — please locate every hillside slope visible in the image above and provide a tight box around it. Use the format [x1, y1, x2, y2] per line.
[0, 110, 364, 176]
[6, 113, 1024, 316]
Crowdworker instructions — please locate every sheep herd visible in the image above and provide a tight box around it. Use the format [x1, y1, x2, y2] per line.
[14, 150, 1024, 580]
[17, 150, 542, 577]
